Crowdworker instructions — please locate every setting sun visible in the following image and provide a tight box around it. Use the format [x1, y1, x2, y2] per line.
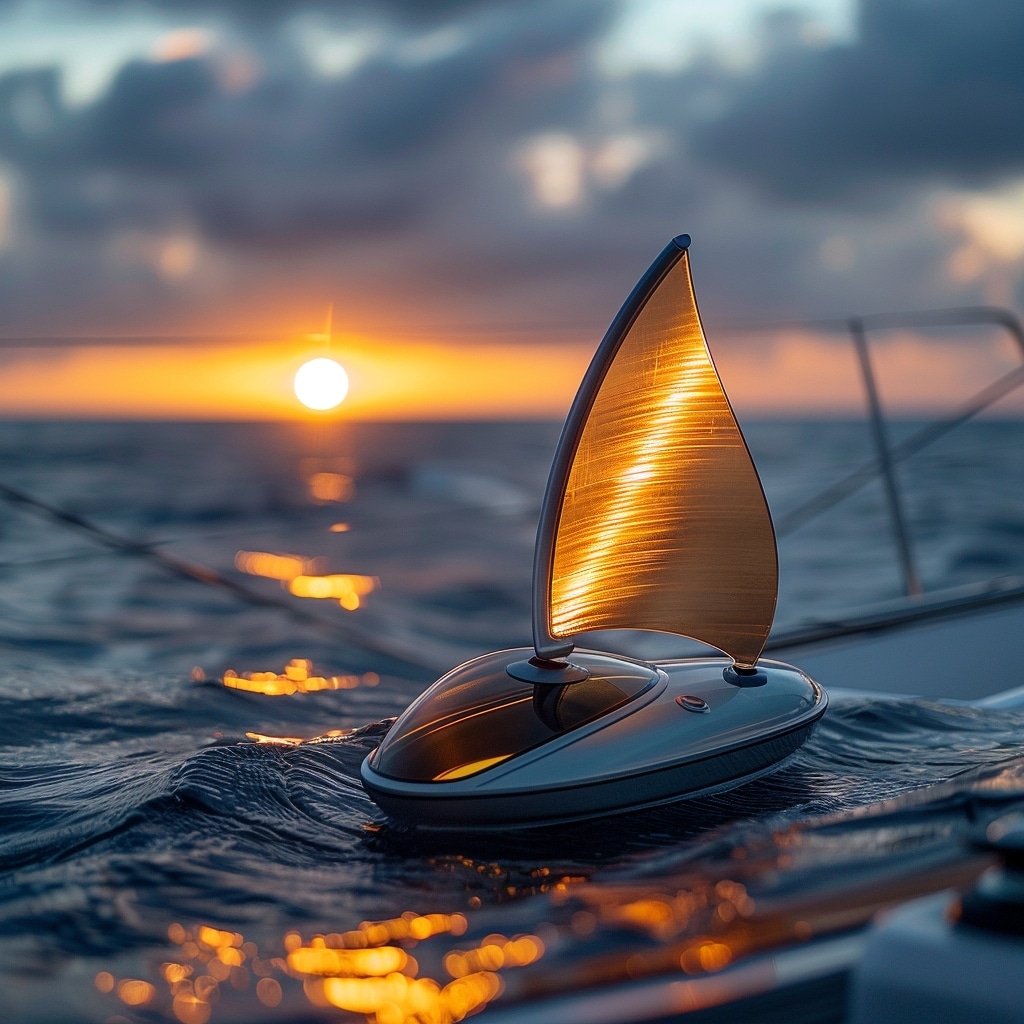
[294, 357, 349, 410]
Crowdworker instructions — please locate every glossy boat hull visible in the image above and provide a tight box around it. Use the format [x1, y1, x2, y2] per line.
[361, 653, 827, 829]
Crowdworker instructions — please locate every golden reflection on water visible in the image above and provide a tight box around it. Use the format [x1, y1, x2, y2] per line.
[118, 978, 158, 1005]
[92, 876, 770, 1023]
[288, 572, 378, 609]
[436, 854, 587, 901]
[91, 772, 997, 1023]
[308, 470, 355, 504]
[296, 455, 357, 505]
[234, 550, 321, 581]
[255, 976, 283, 1006]
[97, 911, 528, 1024]
[443, 935, 543, 977]
[235, 549, 377, 611]
[95, 851, 978, 1024]
[222, 658, 380, 696]
[289, 944, 413, 976]
[231, 453, 374, 614]
[245, 729, 356, 746]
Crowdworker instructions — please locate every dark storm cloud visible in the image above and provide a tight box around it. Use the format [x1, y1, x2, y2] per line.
[0, 0, 662, 332]
[1, 0, 1019, 333]
[0, 0, 613, 248]
[692, 0, 1024, 200]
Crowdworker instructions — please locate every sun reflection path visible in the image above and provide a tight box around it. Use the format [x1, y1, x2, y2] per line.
[223, 657, 380, 697]
[234, 550, 322, 581]
[234, 550, 377, 611]
[288, 573, 378, 610]
[308, 470, 355, 503]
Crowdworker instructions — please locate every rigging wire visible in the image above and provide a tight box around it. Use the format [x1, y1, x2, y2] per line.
[0, 478, 437, 671]
[776, 362, 1024, 536]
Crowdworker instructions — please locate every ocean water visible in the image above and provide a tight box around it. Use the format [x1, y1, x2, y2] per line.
[1, 419, 1024, 1024]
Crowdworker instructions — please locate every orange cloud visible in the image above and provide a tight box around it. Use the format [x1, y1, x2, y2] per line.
[714, 329, 1024, 417]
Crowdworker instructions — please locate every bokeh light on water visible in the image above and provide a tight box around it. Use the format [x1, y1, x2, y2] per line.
[94, 912, 542, 1024]
[223, 658, 380, 697]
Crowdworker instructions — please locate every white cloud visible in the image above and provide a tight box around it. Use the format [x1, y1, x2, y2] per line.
[591, 130, 668, 189]
[519, 132, 587, 209]
[595, 0, 855, 78]
[518, 128, 668, 209]
[939, 182, 1024, 265]
[0, 8, 182, 106]
[149, 28, 216, 64]
[288, 17, 382, 79]
[936, 181, 1024, 304]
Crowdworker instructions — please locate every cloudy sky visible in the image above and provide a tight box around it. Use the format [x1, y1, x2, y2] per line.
[0, 0, 1023, 415]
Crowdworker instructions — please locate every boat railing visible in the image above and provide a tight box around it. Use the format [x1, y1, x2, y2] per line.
[736, 306, 1024, 599]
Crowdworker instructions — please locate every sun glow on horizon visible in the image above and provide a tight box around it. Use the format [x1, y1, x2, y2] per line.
[294, 357, 349, 410]
[0, 328, 1015, 420]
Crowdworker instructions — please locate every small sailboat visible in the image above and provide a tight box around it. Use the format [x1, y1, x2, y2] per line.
[361, 235, 827, 828]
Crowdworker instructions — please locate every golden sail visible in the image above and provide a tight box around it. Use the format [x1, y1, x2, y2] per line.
[534, 236, 777, 669]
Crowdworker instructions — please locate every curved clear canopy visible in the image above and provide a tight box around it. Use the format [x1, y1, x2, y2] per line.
[370, 650, 659, 783]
